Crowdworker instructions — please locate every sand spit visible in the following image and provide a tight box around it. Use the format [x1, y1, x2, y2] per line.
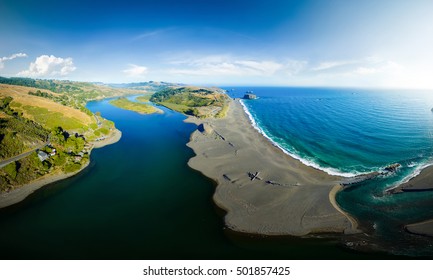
[405, 219, 433, 237]
[186, 99, 358, 236]
[0, 129, 122, 209]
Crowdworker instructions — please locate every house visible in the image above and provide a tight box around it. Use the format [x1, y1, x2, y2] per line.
[37, 151, 49, 162]
[74, 156, 82, 162]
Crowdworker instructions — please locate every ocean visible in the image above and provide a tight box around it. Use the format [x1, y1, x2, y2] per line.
[234, 87, 433, 256]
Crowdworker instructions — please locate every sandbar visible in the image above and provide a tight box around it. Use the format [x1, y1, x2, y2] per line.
[185, 99, 358, 236]
[405, 219, 433, 237]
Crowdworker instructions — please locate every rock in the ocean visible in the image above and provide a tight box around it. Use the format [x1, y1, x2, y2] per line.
[243, 94, 257, 100]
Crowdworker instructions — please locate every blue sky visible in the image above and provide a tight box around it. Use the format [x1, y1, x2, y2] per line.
[1, 0, 433, 88]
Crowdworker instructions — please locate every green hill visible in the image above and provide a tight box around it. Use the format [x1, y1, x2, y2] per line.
[0, 79, 123, 191]
[150, 86, 229, 118]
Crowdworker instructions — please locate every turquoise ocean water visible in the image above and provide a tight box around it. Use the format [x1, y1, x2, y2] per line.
[234, 87, 433, 256]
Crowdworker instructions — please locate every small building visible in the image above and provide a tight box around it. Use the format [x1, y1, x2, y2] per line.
[74, 156, 82, 162]
[37, 151, 49, 162]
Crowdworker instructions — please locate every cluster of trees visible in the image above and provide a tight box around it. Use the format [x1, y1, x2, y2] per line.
[0, 152, 52, 191]
[0, 125, 90, 191]
[51, 126, 85, 154]
[0, 76, 81, 93]
[150, 87, 229, 118]
[150, 87, 215, 107]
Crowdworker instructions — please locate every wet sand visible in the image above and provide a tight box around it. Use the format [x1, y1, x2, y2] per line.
[185, 99, 358, 236]
[394, 165, 433, 193]
[405, 219, 433, 237]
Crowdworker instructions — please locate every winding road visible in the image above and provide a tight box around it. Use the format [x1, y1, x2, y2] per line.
[0, 144, 46, 169]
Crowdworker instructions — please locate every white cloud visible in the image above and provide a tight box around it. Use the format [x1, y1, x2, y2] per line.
[167, 55, 304, 77]
[122, 64, 148, 77]
[311, 60, 357, 71]
[310, 57, 403, 77]
[17, 55, 76, 77]
[0, 53, 27, 69]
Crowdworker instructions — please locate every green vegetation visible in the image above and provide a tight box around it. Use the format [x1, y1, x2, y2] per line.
[27, 90, 92, 116]
[0, 125, 92, 191]
[0, 76, 153, 116]
[0, 97, 48, 160]
[3, 162, 18, 179]
[215, 102, 229, 118]
[15, 104, 87, 131]
[150, 87, 229, 118]
[0, 95, 99, 191]
[135, 94, 152, 102]
[63, 162, 82, 173]
[110, 97, 161, 114]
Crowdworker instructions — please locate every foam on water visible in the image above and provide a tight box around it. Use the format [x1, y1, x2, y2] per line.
[240, 99, 364, 178]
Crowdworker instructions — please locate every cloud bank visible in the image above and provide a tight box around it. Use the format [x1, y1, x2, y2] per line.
[168, 55, 306, 77]
[18, 55, 76, 77]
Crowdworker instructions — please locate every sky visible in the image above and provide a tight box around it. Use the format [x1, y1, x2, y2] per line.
[1, 0, 433, 88]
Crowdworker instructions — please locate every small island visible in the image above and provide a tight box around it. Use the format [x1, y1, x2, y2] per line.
[109, 97, 162, 114]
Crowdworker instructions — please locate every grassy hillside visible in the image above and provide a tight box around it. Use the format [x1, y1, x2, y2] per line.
[0, 82, 119, 191]
[0, 98, 48, 160]
[0, 84, 94, 133]
[0, 76, 149, 111]
[150, 86, 229, 118]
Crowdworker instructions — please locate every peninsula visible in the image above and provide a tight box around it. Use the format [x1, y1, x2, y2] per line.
[185, 99, 358, 235]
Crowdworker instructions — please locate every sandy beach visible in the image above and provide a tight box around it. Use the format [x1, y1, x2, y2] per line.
[405, 219, 433, 237]
[186, 99, 358, 236]
[0, 128, 122, 209]
[390, 165, 433, 194]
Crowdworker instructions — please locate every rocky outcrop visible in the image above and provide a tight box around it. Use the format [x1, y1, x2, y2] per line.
[243, 94, 257, 100]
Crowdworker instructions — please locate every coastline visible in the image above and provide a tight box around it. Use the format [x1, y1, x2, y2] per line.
[185, 99, 358, 236]
[0, 128, 122, 209]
